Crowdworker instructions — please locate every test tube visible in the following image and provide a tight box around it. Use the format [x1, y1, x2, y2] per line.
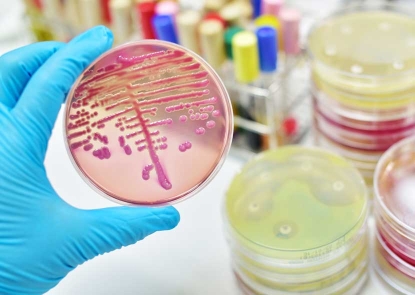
[251, 0, 261, 18]
[262, 0, 283, 16]
[224, 26, 244, 61]
[155, 0, 179, 17]
[64, 0, 82, 31]
[232, 31, 262, 150]
[42, 0, 62, 19]
[42, 0, 65, 40]
[152, 14, 178, 43]
[256, 26, 279, 147]
[280, 7, 300, 56]
[100, 0, 112, 24]
[254, 15, 283, 52]
[176, 10, 202, 54]
[220, 1, 253, 27]
[79, 0, 103, 28]
[204, 0, 229, 12]
[204, 11, 227, 28]
[232, 31, 259, 84]
[136, 1, 156, 39]
[257, 26, 277, 82]
[224, 26, 245, 130]
[109, 0, 132, 45]
[198, 19, 227, 71]
[25, 0, 55, 41]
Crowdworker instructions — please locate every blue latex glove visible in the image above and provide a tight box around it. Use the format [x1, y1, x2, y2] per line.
[0, 26, 180, 295]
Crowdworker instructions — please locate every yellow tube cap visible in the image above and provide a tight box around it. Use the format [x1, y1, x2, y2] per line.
[232, 31, 259, 83]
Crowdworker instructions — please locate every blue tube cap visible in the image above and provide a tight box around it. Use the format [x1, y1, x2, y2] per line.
[152, 15, 178, 44]
[251, 0, 262, 18]
[256, 26, 278, 72]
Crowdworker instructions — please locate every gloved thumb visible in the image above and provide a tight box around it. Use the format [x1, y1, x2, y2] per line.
[69, 206, 180, 264]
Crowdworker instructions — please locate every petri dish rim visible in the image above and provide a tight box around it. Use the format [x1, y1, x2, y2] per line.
[229, 230, 368, 283]
[375, 229, 415, 279]
[374, 135, 415, 234]
[306, 2, 415, 82]
[63, 39, 234, 207]
[222, 145, 369, 256]
[224, 215, 368, 270]
[232, 257, 369, 295]
[376, 215, 415, 264]
[370, 237, 415, 295]
[314, 130, 383, 162]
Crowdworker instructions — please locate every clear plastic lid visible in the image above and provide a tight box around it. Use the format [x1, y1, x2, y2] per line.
[64, 40, 233, 206]
[374, 136, 415, 234]
[224, 146, 368, 261]
[307, 3, 415, 99]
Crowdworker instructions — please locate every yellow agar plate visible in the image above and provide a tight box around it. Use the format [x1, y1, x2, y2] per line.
[308, 9, 415, 109]
[225, 146, 368, 261]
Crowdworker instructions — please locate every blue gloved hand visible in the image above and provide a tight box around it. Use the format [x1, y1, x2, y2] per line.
[0, 26, 180, 295]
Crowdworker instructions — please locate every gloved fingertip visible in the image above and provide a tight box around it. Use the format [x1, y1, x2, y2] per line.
[151, 206, 180, 230]
[163, 206, 181, 229]
[70, 25, 114, 48]
[95, 25, 114, 44]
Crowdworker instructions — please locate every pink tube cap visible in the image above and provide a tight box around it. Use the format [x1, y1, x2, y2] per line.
[155, 0, 180, 16]
[280, 7, 301, 55]
[262, 0, 284, 16]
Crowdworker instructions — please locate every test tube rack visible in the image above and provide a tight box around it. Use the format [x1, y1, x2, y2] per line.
[222, 51, 312, 158]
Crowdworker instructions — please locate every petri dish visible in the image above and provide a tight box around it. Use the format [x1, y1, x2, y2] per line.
[372, 230, 415, 295]
[374, 136, 415, 231]
[223, 146, 369, 294]
[224, 146, 368, 261]
[372, 136, 415, 294]
[307, 4, 415, 105]
[64, 40, 233, 206]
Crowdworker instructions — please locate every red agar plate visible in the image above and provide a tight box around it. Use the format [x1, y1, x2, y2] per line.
[64, 40, 233, 206]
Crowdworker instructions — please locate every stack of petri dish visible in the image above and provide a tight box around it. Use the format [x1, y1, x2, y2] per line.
[223, 146, 369, 294]
[307, 3, 415, 194]
[372, 136, 415, 295]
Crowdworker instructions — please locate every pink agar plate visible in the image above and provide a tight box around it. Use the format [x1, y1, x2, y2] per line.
[64, 40, 233, 206]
